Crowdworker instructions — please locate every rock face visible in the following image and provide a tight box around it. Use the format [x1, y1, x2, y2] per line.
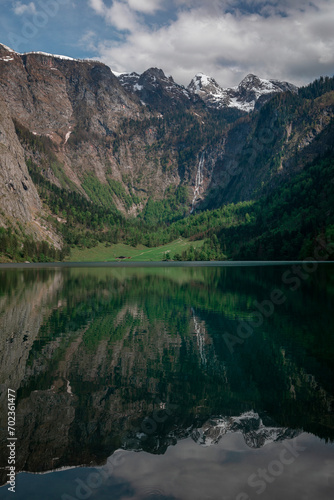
[0, 44, 186, 217]
[0, 92, 62, 246]
[187, 72, 298, 112]
[118, 67, 196, 111]
[0, 95, 41, 224]
[0, 44, 137, 141]
[0, 88, 63, 246]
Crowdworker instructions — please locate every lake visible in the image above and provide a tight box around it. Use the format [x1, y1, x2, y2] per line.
[0, 264, 333, 500]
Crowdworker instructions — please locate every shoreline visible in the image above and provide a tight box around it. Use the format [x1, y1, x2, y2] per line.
[1, 261, 334, 269]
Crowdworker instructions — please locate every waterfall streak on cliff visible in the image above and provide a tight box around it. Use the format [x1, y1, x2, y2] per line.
[191, 153, 205, 213]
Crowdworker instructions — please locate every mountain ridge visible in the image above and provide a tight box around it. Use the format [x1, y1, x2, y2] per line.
[0, 42, 299, 114]
[117, 67, 298, 113]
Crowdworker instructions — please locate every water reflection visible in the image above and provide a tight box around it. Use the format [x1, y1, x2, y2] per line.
[0, 265, 333, 498]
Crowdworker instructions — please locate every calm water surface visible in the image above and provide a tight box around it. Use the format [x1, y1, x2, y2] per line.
[0, 264, 333, 500]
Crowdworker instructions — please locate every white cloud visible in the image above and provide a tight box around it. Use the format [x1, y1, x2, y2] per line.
[80, 30, 98, 51]
[13, 1, 37, 15]
[88, 0, 164, 31]
[127, 0, 164, 14]
[88, 0, 140, 31]
[106, 2, 139, 31]
[88, 0, 106, 15]
[89, 0, 334, 87]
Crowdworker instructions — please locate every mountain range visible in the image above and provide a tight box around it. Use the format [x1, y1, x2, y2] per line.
[0, 42, 333, 262]
[118, 68, 298, 112]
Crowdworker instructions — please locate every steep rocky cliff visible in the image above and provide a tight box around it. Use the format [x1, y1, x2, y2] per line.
[0, 42, 333, 255]
[0, 44, 202, 227]
[0, 90, 62, 247]
[0, 95, 40, 223]
[203, 89, 334, 208]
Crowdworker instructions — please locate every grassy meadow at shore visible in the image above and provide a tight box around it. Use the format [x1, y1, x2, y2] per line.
[66, 238, 204, 262]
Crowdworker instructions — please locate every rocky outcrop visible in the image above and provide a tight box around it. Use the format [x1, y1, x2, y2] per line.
[119, 67, 197, 111]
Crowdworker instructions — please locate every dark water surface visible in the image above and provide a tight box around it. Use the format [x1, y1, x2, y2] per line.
[0, 264, 333, 500]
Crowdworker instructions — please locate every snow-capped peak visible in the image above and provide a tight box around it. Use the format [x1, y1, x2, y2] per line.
[195, 73, 213, 85]
[187, 72, 298, 112]
[239, 73, 260, 86]
[189, 73, 222, 93]
[0, 43, 16, 53]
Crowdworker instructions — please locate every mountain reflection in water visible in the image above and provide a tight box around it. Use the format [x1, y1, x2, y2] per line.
[0, 265, 333, 499]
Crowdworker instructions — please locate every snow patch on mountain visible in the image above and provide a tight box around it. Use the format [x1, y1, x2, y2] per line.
[134, 83, 144, 92]
[0, 43, 87, 63]
[188, 73, 298, 112]
[22, 51, 79, 61]
[0, 43, 16, 53]
[118, 68, 193, 109]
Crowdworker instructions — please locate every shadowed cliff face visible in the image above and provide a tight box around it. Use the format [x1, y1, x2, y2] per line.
[0, 266, 333, 485]
[203, 94, 334, 208]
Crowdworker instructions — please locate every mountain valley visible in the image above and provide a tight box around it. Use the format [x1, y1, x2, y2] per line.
[0, 42, 333, 262]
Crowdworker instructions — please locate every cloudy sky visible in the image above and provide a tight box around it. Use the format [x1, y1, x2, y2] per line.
[1, 0, 333, 87]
